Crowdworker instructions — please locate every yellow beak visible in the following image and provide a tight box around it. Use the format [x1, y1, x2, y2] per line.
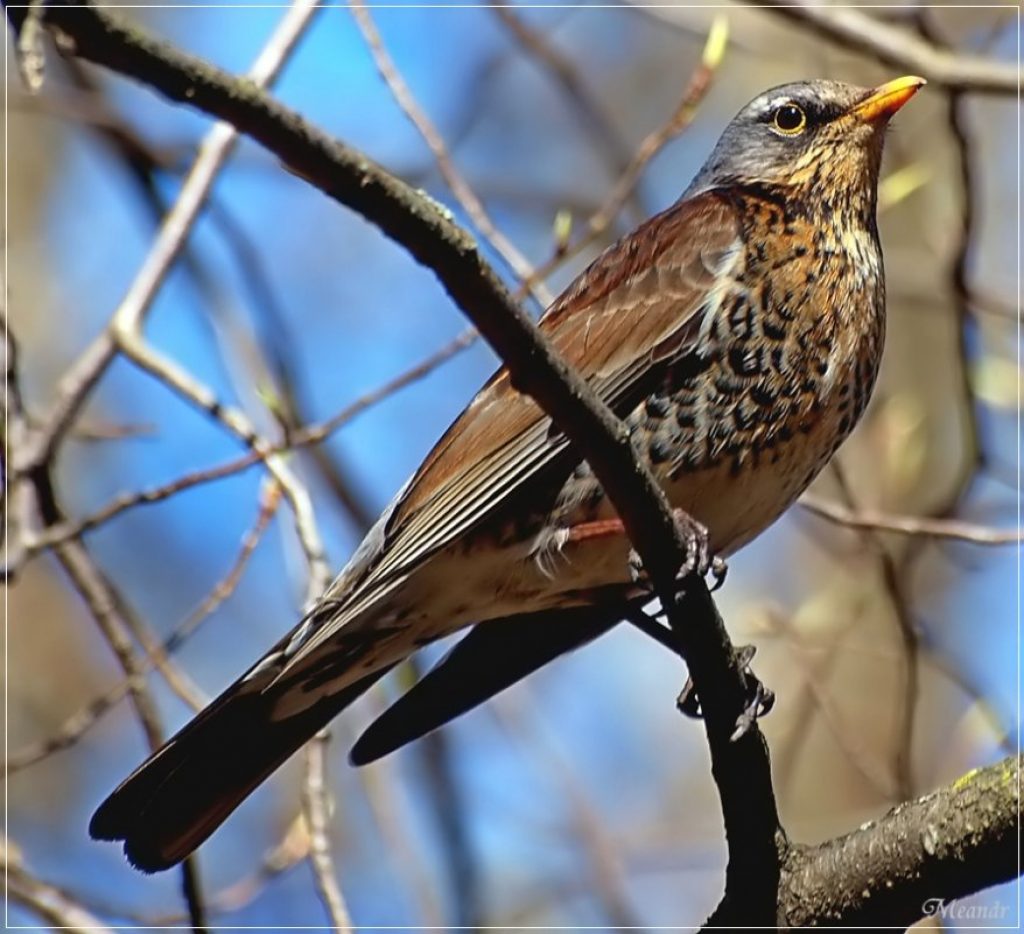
[849, 75, 926, 122]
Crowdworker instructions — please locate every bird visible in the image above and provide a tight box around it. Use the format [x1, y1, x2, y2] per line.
[90, 75, 925, 872]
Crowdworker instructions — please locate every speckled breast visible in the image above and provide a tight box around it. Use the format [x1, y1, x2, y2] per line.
[559, 193, 887, 559]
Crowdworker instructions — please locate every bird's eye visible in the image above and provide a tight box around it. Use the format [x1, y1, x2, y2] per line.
[771, 103, 807, 135]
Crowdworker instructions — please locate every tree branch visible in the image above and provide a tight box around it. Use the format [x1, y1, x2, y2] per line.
[780, 754, 1021, 926]
[751, 1, 1017, 94]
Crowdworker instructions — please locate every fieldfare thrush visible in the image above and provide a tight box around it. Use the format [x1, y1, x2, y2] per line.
[91, 75, 925, 871]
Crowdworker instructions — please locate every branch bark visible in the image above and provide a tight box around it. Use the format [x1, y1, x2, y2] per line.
[751, 0, 1018, 94]
[781, 754, 1021, 927]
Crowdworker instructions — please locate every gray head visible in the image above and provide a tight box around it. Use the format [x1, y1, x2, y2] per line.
[686, 77, 925, 202]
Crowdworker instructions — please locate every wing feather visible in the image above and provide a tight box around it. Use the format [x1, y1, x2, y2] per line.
[281, 191, 741, 670]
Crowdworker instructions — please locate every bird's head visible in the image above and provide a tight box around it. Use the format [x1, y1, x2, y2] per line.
[688, 76, 925, 211]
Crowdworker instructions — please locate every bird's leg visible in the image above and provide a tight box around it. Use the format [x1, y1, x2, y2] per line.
[625, 605, 684, 654]
[627, 609, 774, 739]
[566, 509, 726, 588]
[676, 644, 776, 739]
[625, 509, 727, 591]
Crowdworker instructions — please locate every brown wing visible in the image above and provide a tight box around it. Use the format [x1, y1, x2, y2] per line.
[283, 190, 741, 667]
[370, 189, 739, 568]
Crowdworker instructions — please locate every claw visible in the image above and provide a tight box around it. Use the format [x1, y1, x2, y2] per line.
[627, 509, 727, 593]
[672, 509, 716, 580]
[675, 644, 775, 737]
[627, 547, 647, 586]
[676, 677, 701, 718]
[730, 679, 776, 741]
[709, 555, 728, 591]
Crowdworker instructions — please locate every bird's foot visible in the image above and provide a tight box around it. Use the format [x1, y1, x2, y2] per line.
[676, 644, 775, 740]
[628, 509, 727, 591]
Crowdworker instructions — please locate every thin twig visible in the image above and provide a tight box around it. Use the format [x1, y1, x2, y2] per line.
[767, 609, 897, 800]
[799, 493, 1021, 545]
[302, 733, 353, 934]
[351, 0, 552, 309]
[6, 480, 281, 772]
[829, 462, 918, 801]
[49, 538, 208, 933]
[750, 1, 1017, 94]
[19, 329, 477, 561]
[494, 690, 641, 932]
[519, 17, 726, 295]
[356, 755, 446, 927]
[6, 845, 117, 934]
[15, 0, 322, 477]
[491, 6, 641, 216]
[13, 0, 46, 91]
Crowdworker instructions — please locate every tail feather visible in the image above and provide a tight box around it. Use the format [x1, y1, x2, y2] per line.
[350, 599, 636, 766]
[90, 665, 389, 873]
[91, 594, 642, 871]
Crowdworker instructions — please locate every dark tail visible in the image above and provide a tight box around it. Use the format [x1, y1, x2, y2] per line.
[350, 598, 635, 765]
[92, 596, 639, 870]
[89, 665, 388, 873]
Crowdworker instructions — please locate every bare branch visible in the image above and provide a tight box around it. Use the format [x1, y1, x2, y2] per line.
[6, 479, 282, 772]
[352, 0, 553, 308]
[13, 0, 46, 91]
[18, 328, 477, 563]
[521, 17, 726, 295]
[780, 755, 1021, 926]
[494, 690, 641, 931]
[357, 754, 446, 927]
[6, 842, 117, 934]
[14, 0, 322, 476]
[48, 538, 208, 932]
[751, 1, 1017, 94]
[491, 6, 640, 215]
[302, 733, 354, 933]
[800, 493, 1022, 545]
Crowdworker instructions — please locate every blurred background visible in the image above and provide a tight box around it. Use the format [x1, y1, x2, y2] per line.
[5, 1, 1019, 929]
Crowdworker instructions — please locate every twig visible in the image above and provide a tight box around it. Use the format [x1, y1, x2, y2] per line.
[49, 538, 208, 933]
[766, 609, 898, 800]
[352, 0, 553, 309]
[77, 815, 315, 926]
[6, 844, 117, 934]
[918, 11, 985, 506]
[357, 751, 446, 927]
[830, 461, 919, 801]
[13, 0, 46, 91]
[494, 690, 641, 931]
[750, 1, 1017, 94]
[199, 199, 379, 534]
[799, 493, 1021, 545]
[14, 0, 321, 478]
[302, 733, 353, 933]
[491, 6, 642, 218]
[6, 480, 281, 772]
[519, 16, 726, 295]
[19, 328, 477, 561]
[969, 287, 1019, 321]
